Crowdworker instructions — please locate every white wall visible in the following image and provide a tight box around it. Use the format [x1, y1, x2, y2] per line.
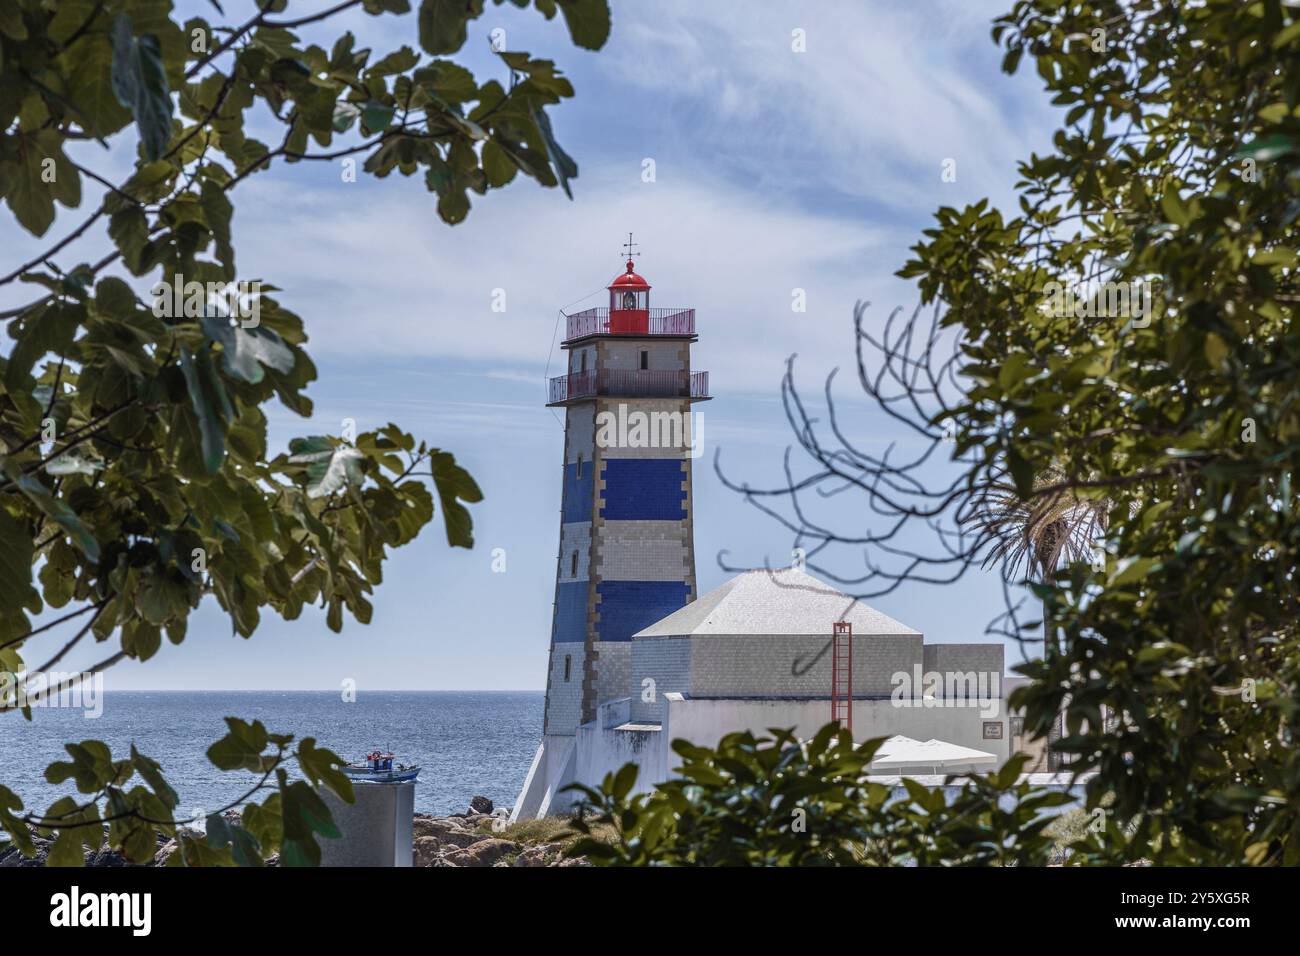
[573, 698, 670, 799]
[520, 695, 1011, 818]
[512, 733, 584, 820]
[658, 696, 1010, 782]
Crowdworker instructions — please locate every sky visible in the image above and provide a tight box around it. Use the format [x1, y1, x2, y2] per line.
[3, 0, 1064, 690]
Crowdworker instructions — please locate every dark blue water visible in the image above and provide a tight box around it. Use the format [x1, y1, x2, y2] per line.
[0, 691, 543, 817]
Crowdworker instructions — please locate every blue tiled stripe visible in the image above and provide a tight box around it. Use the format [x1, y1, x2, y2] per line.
[596, 581, 691, 642]
[599, 459, 686, 520]
[562, 461, 594, 523]
[553, 580, 588, 643]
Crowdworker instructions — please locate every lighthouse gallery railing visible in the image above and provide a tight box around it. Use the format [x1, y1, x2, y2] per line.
[564, 307, 695, 340]
[548, 369, 709, 404]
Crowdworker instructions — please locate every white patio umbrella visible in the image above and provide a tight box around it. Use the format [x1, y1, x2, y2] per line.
[868, 735, 998, 773]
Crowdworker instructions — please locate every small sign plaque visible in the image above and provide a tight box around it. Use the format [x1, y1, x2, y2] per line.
[982, 721, 1004, 740]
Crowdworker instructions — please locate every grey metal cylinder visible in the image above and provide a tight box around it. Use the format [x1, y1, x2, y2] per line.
[319, 781, 415, 867]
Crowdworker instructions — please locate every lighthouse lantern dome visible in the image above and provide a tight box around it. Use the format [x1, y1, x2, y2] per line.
[609, 232, 651, 315]
[609, 258, 650, 312]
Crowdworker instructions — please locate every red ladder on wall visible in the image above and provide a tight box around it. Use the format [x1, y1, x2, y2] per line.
[831, 621, 852, 733]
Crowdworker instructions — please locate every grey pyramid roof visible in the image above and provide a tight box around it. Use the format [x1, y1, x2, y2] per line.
[633, 567, 921, 638]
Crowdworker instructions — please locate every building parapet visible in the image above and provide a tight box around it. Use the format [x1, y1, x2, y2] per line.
[548, 368, 709, 405]
[565, 307, 695, 341]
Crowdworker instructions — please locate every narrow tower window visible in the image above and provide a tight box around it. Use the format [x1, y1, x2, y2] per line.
[564, 655, 572, 681]
[570, 551, 578, 576]
[639, 349, 648, 370]
[576, 453, 583, 478]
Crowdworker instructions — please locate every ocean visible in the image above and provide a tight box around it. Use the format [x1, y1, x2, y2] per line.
[0, 691, 544, 818]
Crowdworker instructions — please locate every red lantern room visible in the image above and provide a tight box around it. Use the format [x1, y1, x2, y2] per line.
[608, 234, 650, 333]
[548, 233, 705, 404]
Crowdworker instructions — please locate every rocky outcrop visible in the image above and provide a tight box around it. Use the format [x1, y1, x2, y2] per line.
[1, 826, 203, 868]
[512, 843, 566, 867]
[0, 811, 280, 868]
[413, 817, 489, 848]
[409, 811, 586, 867]
[443, 837, 518, 867]
[0, 803, 587, 868]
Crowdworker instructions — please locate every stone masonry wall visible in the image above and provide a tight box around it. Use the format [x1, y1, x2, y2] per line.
[544, 643, 585, 735]
[921, 644, 1005, 698]
[630, 636, 692, 722]
[688, 634, 923, 699]
[597, 520, 690, 581]
[591, 641, 632, 712]
[601, 340, 687, 372]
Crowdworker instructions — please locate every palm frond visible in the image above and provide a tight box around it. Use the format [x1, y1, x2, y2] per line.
[966, 467, 1108, 583]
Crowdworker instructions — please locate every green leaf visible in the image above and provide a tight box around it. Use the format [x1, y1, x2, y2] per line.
[45, 741, 115, 793]
[122, 619, 162, 661]
[1159, 190, 1189, 227]
[206, 813, 263, 866]
[200, 316, 295, 384]
[1005, 448, 1033, 498]
[1235, 133, 1300, 162]
[0, 3, 29, 40]
[435, 184, 469, 224]
[279, 777, 340, 866]
[200, 180, 235, 274]
[0, 130, 83, 237]
[65, 30, 134, 142]
[110, 14, 174, 162]
[611, 762, 638, 801]
[4, 300, 82, 396]
[240, 794, 284, 857]
[207, 717, 271, 771]
[531, 106, 577, 199]
[297, 738, 355, 803]
[419, 59, 476, 104]
[131, 745, 179, 810]
[368, 46, 419, 75]
[288, 438, 365, 498]
[6, 468, 100, 563]
[1271, 19, 1300, 48]
[0, 500, 41, 619]
[178, 345, 230, 474]
[1257, 102, 1291, 124]
[481, 140, 516, 187]
[45, 828, 86, 867]
[427, 449, 483, 547]
[418, 0, 484, 55]
[3, 138, 56, 235]
[94, 276, 138, 316]
[555, 0, 611, 50]
[360, 101, 395, 133]
[332, 101, 360, 132]
[44, 452, 103, 477]
[1111, 556, 1159, 587]
[1204, 332, 1229, 366]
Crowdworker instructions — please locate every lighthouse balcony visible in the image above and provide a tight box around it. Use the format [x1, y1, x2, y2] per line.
[564, 307, 695, 342]
[548, 369, 709, 405]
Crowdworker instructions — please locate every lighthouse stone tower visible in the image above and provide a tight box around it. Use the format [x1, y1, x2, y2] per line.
[514, 245, 708, 818]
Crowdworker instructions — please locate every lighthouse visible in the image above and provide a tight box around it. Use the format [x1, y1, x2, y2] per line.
[511, 243, 1016, 822]
[513, 238, 709, 816]
[544, 236, 708, 731]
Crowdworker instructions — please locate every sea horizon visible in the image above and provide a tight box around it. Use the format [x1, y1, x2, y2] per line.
[0, 690, 545, 817]
[47, 688, 544, 693]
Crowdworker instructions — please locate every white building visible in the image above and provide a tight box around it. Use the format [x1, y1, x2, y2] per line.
[512, 567, 1010, 820]
[517, 264, 1017, 821]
